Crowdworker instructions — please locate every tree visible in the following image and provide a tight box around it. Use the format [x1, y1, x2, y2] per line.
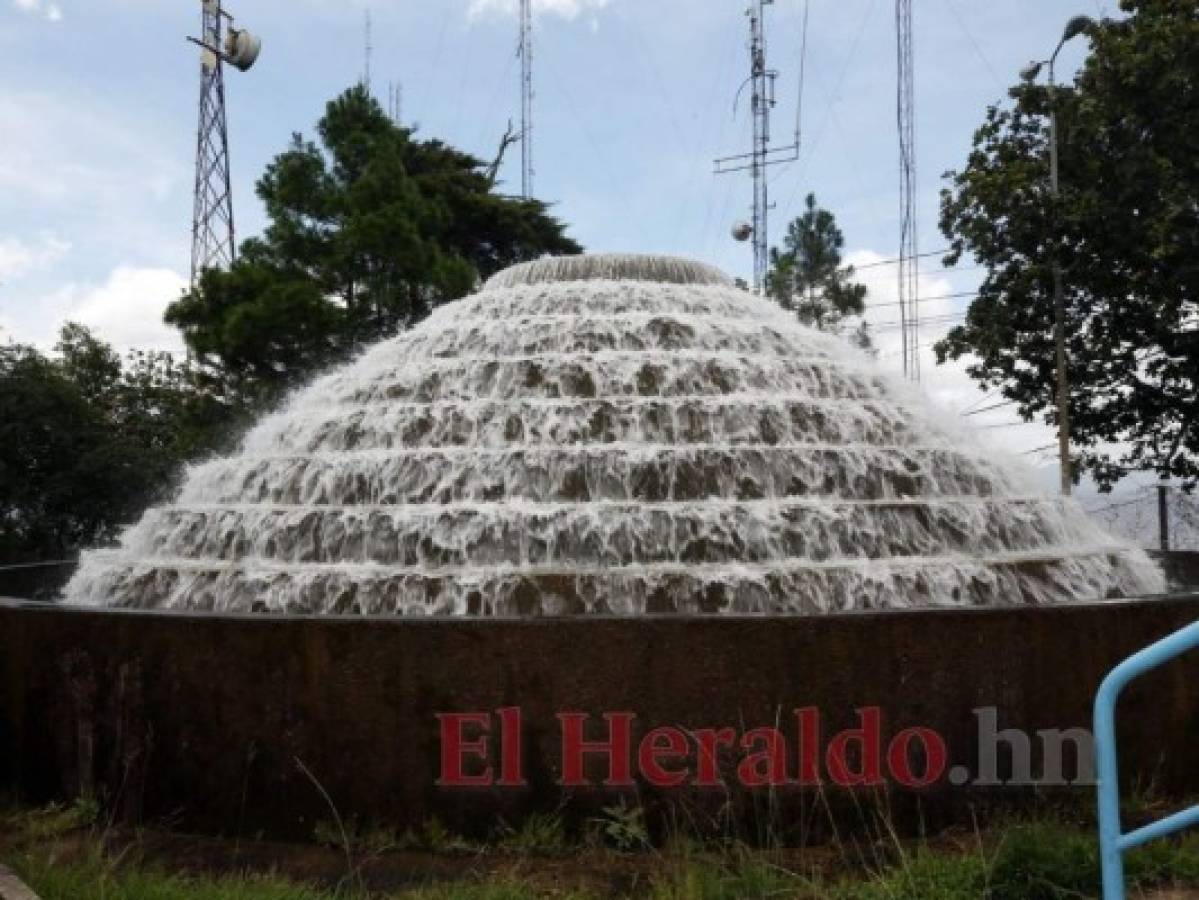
[0, 325, 243, 563]
[937, 0, 1199, 489]
[765, 193, 871, 349]
[0, 343, 124, 562]
[167, 86, 581, 399]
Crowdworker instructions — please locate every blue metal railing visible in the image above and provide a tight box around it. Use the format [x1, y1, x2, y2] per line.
[1095, 621, 1199, 900]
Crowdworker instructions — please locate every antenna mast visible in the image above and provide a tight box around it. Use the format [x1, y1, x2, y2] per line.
[364, 9, 373, 95]
[518, 0, 534, 199]
[714, 0, 799, 294]
[190, 0, 234, 285]
[388, 81, 402, 123]
[896, 0, 920, 380]
[187, 0, 260, 286]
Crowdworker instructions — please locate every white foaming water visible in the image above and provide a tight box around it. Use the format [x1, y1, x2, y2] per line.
[63, 254, 1165, 615]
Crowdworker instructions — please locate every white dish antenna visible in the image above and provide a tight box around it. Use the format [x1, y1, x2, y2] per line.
[188, 4, 262, 74]
[224, 28, 262, 71]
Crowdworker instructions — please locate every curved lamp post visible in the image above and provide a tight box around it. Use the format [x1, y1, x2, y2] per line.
[1020, 14, 1094, 497]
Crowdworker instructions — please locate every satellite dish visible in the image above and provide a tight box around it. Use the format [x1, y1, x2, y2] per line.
[731, 220, 753, 242]
[224, 28, 262, 71]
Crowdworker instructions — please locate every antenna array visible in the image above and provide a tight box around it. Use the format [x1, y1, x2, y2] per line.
[714, 0, 800, 294]
[187, 0, 260, 286]
[518, 0, 534, 199]
[896, 0, 920, 381]
[388, 81, 403, 123]
[364, 9, 373, 95]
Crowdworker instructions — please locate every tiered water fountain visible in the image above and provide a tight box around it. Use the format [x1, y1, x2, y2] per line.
[63, 254, 1163, 615]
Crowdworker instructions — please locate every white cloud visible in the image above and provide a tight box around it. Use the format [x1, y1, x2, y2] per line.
[0, 266, 187, 352]
[11, 0, 63, 21]
[0, 233, 71, 281]
[66, 267, 188, 351]
[0, 90, 184, 208]
[846, 247, 1056, 458]
[467, 0, 611, 22]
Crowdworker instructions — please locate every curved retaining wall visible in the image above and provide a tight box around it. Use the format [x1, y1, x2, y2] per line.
[2, 597, 1199, 842]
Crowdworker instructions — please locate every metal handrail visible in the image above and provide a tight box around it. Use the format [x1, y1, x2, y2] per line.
[1095, 621, 1199, 900]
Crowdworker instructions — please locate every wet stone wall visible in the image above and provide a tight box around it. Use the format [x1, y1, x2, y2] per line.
[3, 597, 1199, 842]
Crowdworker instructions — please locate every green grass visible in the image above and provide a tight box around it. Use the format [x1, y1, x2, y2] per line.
[401, 882, 598, 900]
[9, 847, 333, 900]
[5, 805, 1199, 899]
[844, 848, 992, 900]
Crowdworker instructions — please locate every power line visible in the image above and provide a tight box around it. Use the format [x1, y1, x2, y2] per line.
[937, 0, 1003, 90]
[863, 289, 978, 310]
[795, 0, 810, 151]
[1084, 491, 1153, 516]
[780, 0, 878, 221]
[962, 399, 1016, 417]
[958, 386, 1005, 415]
[853, 247, 952, 270]
[878, 341, 939, 360]
[868, 310, 968, 331]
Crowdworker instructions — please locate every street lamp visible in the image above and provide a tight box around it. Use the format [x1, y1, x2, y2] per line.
[1021, 14, 1094, 498]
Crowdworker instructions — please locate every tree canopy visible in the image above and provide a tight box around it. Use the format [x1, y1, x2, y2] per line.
[167, 85, 581, 399]
[0, 326, 242, 563]
[937, 0, 1199, 489]
[765, 193, 872, 349]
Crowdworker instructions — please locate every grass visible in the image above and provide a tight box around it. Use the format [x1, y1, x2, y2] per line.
[12, 849, 332, 900]
[4, 804, 1199, 899]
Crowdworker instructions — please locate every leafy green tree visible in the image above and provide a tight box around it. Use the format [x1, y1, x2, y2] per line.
[0, 325, 243, 563]
[766, 193, 871, 349]
[167, 86, 581, 398]
[0, 343, 123, 562]
[937, 0, 1199, 488]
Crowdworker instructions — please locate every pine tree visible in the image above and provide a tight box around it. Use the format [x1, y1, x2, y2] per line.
[765, 193, 870, 348]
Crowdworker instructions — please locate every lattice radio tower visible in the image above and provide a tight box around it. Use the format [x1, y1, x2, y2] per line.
[187, 0, 261, 285]
[715, 0, 800, 294]
[896, 0, 920, 380]
[518, 0, 534, 199]
[364, 9, 373, 95]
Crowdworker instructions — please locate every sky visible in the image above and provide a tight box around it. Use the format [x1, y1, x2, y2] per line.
[3, 0, 1162, 528]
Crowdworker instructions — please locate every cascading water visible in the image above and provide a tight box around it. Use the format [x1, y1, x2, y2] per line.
[63, 254, 1165, 615]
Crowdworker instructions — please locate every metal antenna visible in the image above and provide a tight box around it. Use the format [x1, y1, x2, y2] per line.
[187, 0, 260, 286]
[190, 1, 234, 285]
[896, 0, 920, 381]
[518, 0, 534, 199]
[364, 9, 373, 95]
[714, 0, 799, 294]
[388, 81, 402, 123]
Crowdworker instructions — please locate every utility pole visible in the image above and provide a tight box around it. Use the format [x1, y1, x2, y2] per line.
[1049, 61, 1071, 495]
[518, 0, 534, 199]
[896, 0, 919, 381]
[1020, 15, 1093, 496]
[1158, 484, 1171, 552]
[187, 0, 261, 286]
[715, 0, 799, 294]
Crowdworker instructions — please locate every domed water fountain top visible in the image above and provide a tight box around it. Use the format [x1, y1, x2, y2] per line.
[64, 253, 1163, 614]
